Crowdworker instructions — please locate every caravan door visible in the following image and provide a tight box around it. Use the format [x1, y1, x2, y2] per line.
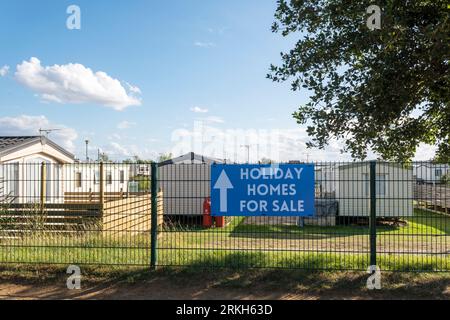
[24, 158, 52, 203]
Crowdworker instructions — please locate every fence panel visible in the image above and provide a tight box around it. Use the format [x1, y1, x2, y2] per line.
[377, 162, 449, 271]
[0, 161, 448, 271]
[155, 161, 448, 271]
[0, 162, 154, 266]
[156, 162, 373, 270]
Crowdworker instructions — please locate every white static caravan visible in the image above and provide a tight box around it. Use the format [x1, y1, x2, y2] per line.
[315, 164, 339, 196]
[129, 163, 151, 177]
[0, 136, 75, 204]
[62, 162, 133, 195]
[337, 162, 414, 217]
[413, 163, 449, 185]
[0, 136, 134, 204]
[158, 152, 226, 216]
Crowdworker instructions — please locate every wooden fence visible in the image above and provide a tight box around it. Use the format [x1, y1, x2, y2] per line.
[102, 191, 164, 236]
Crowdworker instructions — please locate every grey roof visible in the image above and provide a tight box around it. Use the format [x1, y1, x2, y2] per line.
[0, 136, 37, 151]
[414, 163, 449, 168]
[0, 136, 75, 159]
[338, 161, 411, 170]
[158, 152, 226, 167]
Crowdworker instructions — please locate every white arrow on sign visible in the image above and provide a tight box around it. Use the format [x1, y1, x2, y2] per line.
[213, 169, 234, 212]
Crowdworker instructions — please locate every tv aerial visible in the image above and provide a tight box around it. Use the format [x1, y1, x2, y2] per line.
[38, 128, 61, 137]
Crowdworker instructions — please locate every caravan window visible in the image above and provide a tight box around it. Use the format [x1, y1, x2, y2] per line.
[119, 170, 125, 184]
[364, 174, 386, 196]
[94, 171, 100, 184]
[106, 171, 112, 185]
[2, 163, 19, 200]
[75, 172, 82, 188]
[435, 169, 442, 177]
[376, 174, 386, 196]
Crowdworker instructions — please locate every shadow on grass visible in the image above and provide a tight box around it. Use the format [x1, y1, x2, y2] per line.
[228, 217, 385, 240]
[160, 250, 370, 270]
[227, 209, 450, 240]
[157, 249, 448, 272]
[0, 263, 449, 300]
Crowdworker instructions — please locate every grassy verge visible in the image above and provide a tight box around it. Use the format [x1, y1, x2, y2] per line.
[1, 246, 448, 272]
[0, 264, 448, 299]
[0, 209, 448, 271]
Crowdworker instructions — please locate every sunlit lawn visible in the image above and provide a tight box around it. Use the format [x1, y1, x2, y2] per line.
[0, 209, 448, 271]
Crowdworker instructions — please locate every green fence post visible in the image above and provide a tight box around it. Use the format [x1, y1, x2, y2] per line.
[40, 162, 46, 215]
[150, 162, 159, 269]
[369, 160, 377, 267]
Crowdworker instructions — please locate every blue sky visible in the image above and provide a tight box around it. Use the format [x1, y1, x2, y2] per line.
[0, 1, 436, 162]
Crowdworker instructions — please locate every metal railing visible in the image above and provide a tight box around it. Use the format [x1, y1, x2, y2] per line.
[0, 161, 448, 272]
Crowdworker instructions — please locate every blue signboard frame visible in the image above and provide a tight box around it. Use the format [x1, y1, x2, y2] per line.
[211, 164, 315, 217]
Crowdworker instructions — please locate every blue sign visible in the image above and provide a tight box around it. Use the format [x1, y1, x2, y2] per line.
[211, 164, 315, 217]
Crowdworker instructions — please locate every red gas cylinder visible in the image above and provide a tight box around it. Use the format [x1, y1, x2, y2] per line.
[202, 197, 213, 228]
[214, 216, 225, 228]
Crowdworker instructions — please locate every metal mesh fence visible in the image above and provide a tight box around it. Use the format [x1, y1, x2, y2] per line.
[0, 162, 153, 266]
[0, 161, 448, 271]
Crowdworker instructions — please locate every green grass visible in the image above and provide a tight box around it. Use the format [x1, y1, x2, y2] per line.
[403, 209, 450, 235]
[212, 209, 449, 236]
[157, 248, 449, 272]
[0, 231, 151, 266]
[0, 209, 448, 271]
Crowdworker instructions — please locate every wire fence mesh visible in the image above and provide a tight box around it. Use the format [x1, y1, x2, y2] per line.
[0, 161, 448, 271]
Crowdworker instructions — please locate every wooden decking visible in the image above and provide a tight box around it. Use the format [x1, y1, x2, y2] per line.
[414, 184, 450, 214]
[0, 192, 164, 238]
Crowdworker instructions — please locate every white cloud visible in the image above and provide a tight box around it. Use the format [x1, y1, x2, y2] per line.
[126, 82, 141, 94]
[207, 27, 228, 35]
[0, 115, 78, 152]
[190, 106, 209, 113]
[169, 123, 437, 162]
[117, 120, 137, 130]
[109, 142, 131, 157]
[199, 116, 224, 124]
[194, 41, 215, 48]
[108, 133, 122, 141]
[0, 65, 9, 77]
[15, 57, 141, 110]
[170, 123, 348, 162]
[102, 141, 158, 160]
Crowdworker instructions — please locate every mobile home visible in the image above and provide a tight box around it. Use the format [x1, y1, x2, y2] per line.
[63, 162, 132, 195]
[0, 136, 74, 203]
[337, 162, 413, 217]
[0, 136, 134, 204]
[413, 163, 449, 184]
[159, 152, 226, 216]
